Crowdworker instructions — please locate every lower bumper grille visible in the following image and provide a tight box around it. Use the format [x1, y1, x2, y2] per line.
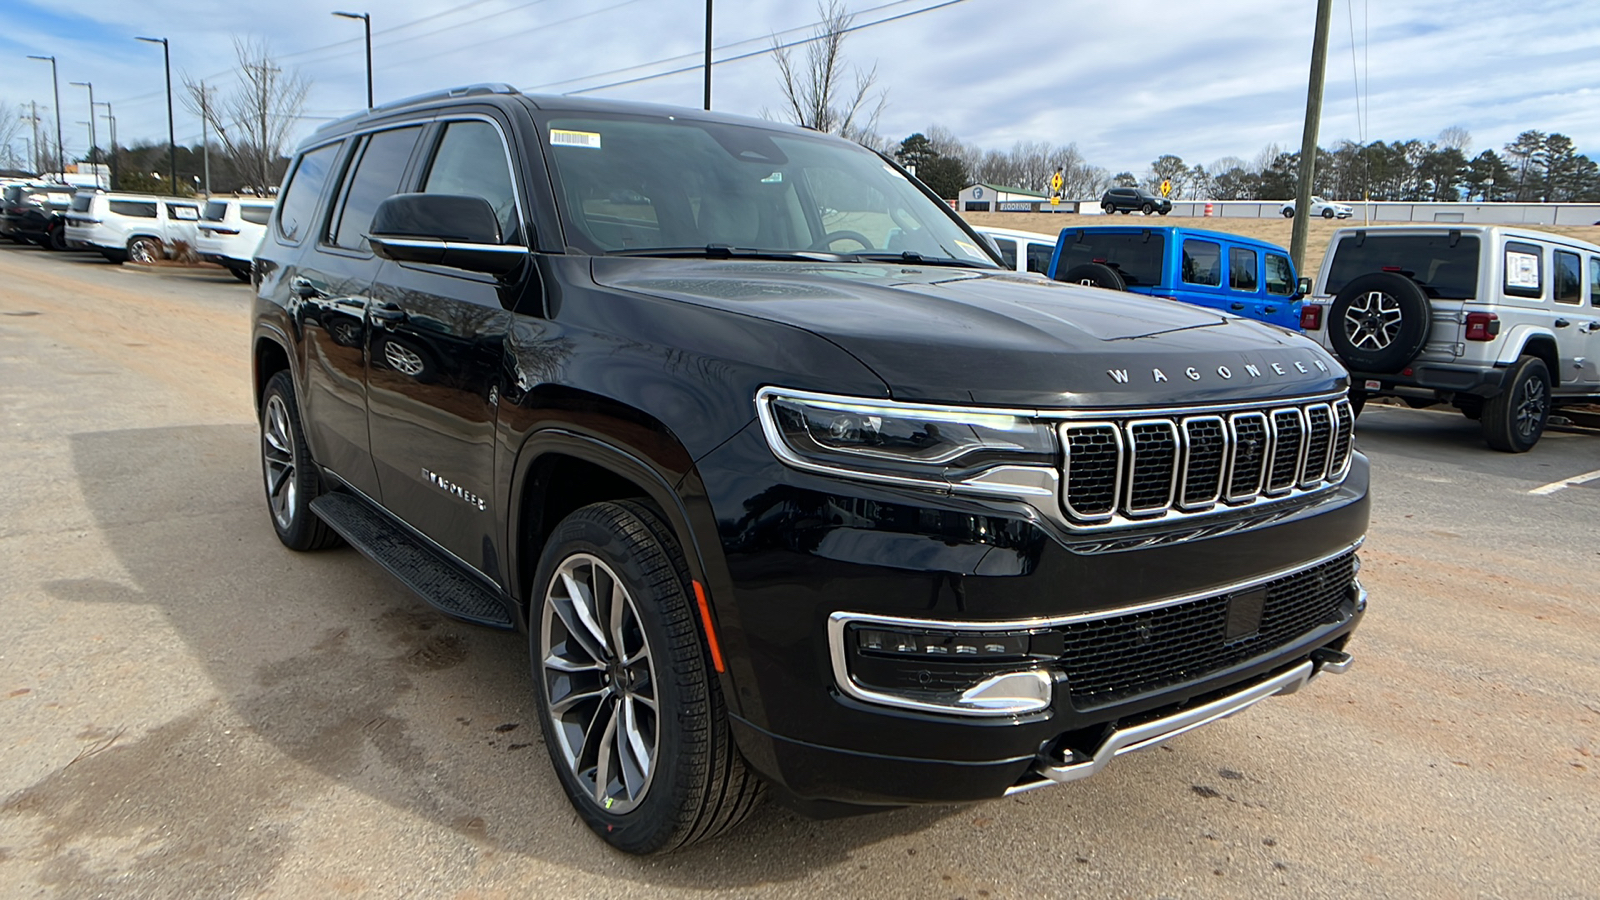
[1055, 551, 1357, 706]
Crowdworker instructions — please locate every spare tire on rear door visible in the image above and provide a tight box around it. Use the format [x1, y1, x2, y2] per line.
[1327, 271, 1432, 373]
[1059, 263, 1127, 291]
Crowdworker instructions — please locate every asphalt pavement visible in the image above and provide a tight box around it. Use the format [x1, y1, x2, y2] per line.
[1, 242, 1596, 899]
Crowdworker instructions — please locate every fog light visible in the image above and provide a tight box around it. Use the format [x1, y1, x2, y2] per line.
[829, 616, 1062, 717]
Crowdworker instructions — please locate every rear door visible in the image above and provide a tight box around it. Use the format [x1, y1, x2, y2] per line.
[1552, 248, 1598, 386]
[1226, 244, 1264, 320]
[165, 201, 201, 247]
[1263, 251, 1300, 329]
[1174, 235, 1226, 312]
[363, 115, 530, 578]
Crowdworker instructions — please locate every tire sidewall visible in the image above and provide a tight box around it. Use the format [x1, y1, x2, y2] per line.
[260, 371, 325, 549]
[1327, 272, 1432, 373]
[1483, 357, 1550, 452]
[529, 503, 707, 854]
[1060, 262, 1127, 291]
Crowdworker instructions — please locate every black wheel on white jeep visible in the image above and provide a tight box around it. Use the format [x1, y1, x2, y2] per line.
[1480, 356, 1550, 453]
[1282, 208, 1294, 218]
[1060, 263, 1127, 291]
[1327, 272, 1432, 373]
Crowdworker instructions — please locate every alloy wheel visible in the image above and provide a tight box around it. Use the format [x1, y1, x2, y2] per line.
[1343, 290, 1404, 350]
[540, 553, 660, 815]
[383, 340, 426, 376]
[1513, 373, 1548, 439]
[261, 393, 297, 530]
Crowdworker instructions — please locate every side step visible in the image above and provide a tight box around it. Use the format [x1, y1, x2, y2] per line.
[310, 492, 514, 629]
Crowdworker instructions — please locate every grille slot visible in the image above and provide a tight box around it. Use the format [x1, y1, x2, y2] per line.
[1058, 395, 1353, 531]
[1054, 552, 1356, 706]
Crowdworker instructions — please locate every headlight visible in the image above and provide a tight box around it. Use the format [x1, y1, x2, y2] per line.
[755, 387, 1058, 496]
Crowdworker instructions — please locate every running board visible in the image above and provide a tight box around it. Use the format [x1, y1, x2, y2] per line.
[309, 492, 514, 629]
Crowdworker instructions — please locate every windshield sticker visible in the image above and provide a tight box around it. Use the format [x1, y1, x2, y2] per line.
[954, 239, 986, 259]
[551, 129, 602, 150]
[1505, 251, 1539, 288]
[761, 171, 783, 183]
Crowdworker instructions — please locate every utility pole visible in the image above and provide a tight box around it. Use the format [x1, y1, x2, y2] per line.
[199, 81, 211, 197]
[28, 101, 41, 175]
[703, 0, 713, 110]
[246, 62, 279, 191]
[1290, 0, 1334, 275]
[70, 81, 97, 185]
[27, 55, 65, 182]
[136, 37, 176, 190]
[96, 101, 117, 190]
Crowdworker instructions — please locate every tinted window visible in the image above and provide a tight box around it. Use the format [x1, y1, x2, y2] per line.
[1054, 231, 1165, 287]
[991, 237, 1017, 270]
[1182, 239, 1222, 286]
[422, 120, 519, 243]
[1229, 247, 1258, 291]
[1325, 234, 1481, 300]
[1265, 253, 1294, 295]
[109, 200, 157, 218]
[1503, 241, 1542, 299]
[332, 126, 423, 251]
[203, 200, 229, 221]
[1590, 257, 1600, 307]
[70, 194, 93, 212]
[277, 141, 342, 242]
[240, 205, 273, 226]
[1025, 241, 1052, 274]
[168, 203, 199, 221]
[1553, 250, 1581, 305]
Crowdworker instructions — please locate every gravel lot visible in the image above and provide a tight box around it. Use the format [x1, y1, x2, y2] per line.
[1, 242, 1596, 899]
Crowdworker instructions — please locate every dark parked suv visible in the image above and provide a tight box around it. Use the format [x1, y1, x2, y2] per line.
[1101, 186, 1172, 215]
[251, 84, 1369, 854]
[1, 182, 76, 249]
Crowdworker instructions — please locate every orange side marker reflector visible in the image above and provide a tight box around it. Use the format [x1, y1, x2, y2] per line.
[692, 580, 726, 673]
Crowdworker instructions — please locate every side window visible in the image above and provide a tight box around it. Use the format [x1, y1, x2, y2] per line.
[991, 237, 1017, 270]
[1553, 250, 1582, 305]
[1025, 241, 1052, 275]
[1265, 253, 1294, 295]
[422, 120, 520, 243]
[109, 200, 157, 218]
[1182, 239, 1221, 286]
[331, 125, 424, 251]
[167, 203, 199, 221]
[1503, 241, 1543, 298]
[240, 206, 273, 226]
[1590, 257, 1600, 307]
[276, 141, 342, 243]
[1229, 247, 1259, 291]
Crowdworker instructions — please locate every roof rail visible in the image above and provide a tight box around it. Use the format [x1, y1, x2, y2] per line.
[313, 83, 520, 135]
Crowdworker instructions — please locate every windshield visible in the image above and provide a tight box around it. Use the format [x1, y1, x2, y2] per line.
[1325, 234, 1481, 300]
[539, 113, 996, 266]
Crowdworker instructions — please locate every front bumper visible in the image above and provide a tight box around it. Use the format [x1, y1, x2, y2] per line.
[695, 421, 1371, 806]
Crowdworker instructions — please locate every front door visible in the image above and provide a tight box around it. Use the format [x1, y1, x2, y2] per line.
[364, 117, 530, 580]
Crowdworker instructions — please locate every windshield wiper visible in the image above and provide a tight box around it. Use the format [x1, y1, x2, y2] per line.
[850, 251, 993, 269]
[605, 245, 850, 262]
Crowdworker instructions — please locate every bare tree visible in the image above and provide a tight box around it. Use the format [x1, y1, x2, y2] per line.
[772, 0, 886, 142]
[0, 102, 27, 170]
[1437, 126, 1471, 154]
[182, 38, 310, 193]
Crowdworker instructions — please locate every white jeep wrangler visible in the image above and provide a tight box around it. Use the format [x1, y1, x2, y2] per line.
[1302, 225, 1600, 451]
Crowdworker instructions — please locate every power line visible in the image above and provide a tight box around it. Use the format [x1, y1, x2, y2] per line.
[371, 0, 644, 73]
[566, 0, 971, 95]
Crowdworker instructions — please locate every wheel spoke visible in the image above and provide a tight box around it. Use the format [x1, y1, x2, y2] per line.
[552, 574, 609, 662]
[560, 570, 612, 657]
[544, 653, 604, 674]
[551, 681, 610, 716]
[622, 695, 653, 781]
[608, 579, 628, 662]
[268, 463, 292, 498]
[591, 701, 620, 802]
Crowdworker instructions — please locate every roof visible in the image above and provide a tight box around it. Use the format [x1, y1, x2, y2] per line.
[965, 182, 1049, 199]
[971, 225, 1058, 242]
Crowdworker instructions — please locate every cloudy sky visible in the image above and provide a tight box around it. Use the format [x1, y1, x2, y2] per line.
[3, 0, 1597, 178]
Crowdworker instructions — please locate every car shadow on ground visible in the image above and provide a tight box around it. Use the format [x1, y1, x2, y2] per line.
[0, 424, 957, 895]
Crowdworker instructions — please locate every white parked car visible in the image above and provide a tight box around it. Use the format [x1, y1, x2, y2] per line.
[1281, 196, 1353, 219]
[971, 226, 1058, 275]
[197, 197, 275, 282]
[64, 191, 202, 264]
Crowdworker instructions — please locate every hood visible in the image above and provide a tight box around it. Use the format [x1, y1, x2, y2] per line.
[592, 259, 1346, 408]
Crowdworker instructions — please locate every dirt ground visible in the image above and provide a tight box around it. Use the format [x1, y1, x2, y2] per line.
[1, 243, 1597, 898]
[959, 211, 1600, 279]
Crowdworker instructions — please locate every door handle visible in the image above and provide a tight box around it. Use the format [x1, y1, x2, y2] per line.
[1230, 302, 1245, 311]
[370, 302, 406, 323]
[290, 276, 320, 299]
[1553, 318, 1570, 328]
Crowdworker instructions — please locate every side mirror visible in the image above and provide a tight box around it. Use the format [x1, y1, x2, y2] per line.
[1296, 276, 1313, 296]
[368, 193, 525, 276]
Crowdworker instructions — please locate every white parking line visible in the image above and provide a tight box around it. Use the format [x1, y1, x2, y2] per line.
[1528, 468, 1600, 495]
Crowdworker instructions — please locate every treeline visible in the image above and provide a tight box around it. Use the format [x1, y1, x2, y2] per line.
[892, 127, 1600, 204]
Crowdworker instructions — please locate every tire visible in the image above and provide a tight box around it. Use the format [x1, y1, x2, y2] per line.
[259, 370, 342, 550]
[1282, 208, 1295, 218]
[531, 501, 762, 854]
[1158, 209, 1169, 215]
[1101, 202, 1114, 214]
[1327, 272, 1432, 373]
[229, 265, 252, 283]
[1059, 263, 1127, 291]
[47, 226, 68, 252]
[1480, 356, 1550, 453]
[128, 236, 162, 264]
[101, 250, 125, 265]
[1322, 207, 1336, 219]
[1140, 202, 1153, 215]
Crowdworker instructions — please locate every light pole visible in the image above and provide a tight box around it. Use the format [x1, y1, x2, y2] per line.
[333, 11, 373, 109]
[26, 55, 65, 182]
[95, 100, 118, 190]
[70, 80, 97, 185]
[135, 36, 177, 190]
[703, 0, 712, 110]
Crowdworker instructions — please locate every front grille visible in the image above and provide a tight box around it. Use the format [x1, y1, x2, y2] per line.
[1059, 397, 1352, 530]
[1054, 551, 1357, 706]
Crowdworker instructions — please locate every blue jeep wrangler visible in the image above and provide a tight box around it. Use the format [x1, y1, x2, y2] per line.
[1049, 226, 1305, 330]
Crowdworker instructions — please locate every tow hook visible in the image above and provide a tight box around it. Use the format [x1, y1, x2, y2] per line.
[1311, 647, 1354, 674]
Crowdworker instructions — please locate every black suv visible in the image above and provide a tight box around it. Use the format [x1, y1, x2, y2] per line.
[1, 182, 76, 250]
[251, 85, 1369, 854]
[1101, 186, 1172, 215]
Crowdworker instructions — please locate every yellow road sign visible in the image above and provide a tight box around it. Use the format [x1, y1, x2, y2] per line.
[1160, 179, 1172, 197]
[1050, 172, 1064, 192]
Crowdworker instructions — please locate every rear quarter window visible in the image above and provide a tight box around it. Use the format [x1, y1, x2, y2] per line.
[240, 205, 273, 226]
[1054, 231, 1166, 287]
[202, 201, 229, 221]
[1503, 241, 1542, 299]
[108, 200, 157, 219]
[1025, 241, 1052, 274]
[70, 194, 93, 212]
[276, 141, 343, 244]
[1325, 234, 1480, 300]
[1182, 239, 1221, 286]
[991, 237, 1017, 270]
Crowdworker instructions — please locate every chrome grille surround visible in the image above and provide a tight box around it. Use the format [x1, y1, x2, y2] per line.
[1057, 394, 1354, 532]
